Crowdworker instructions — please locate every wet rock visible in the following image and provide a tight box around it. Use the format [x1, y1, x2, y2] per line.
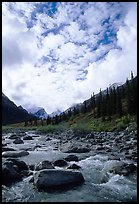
[2, 150, 29, 158]
[64, 155, 79, 162]
[9, 134, 18, 139]
[29, 164, 35, 171]
[2, 158, 29, 184]
[23, 135, 33, 140]
[19, 132, 27, 136]
[2, 160, 22, 185]
[2, 147, 16, 152]
[65, 146, 90, 153]
[2, 143, 7, 147]
[34, 145, 42, 148]
[96, 146, 105, 151]
[108, 155, 120, 161]
[53, 159, 68, 167]
[46, 137, 52, 141]
[35, 160, 55, 171]
[21, 170, 30, 176]
[86, 132, 95, 139]
[109, 162, 137, 176]
[67, 163, 81, 170]
[33, 169, 85, 191]
[7, 158, 29, 171]
[29, 176, 34, 183]
[100, 172, 109, 183]
[13, 139, 24, 144]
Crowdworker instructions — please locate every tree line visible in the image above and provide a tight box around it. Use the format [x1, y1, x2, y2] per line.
[25, 71, 137, 126]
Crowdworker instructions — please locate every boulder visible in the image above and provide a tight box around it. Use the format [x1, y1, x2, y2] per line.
[2, 160, 22, 185]
[2, 150, 29, 158]
[13, 139, 24, 144]
[64, 155, 79, 162]
[35, 160, 55, 171]
[53, 159, 68, 167]
[65, 147, 90, 153]
[7, 158, 29, 171]
[2, 147, 16, 152]
[9, 134, 18, 139]
[29, 164, 35, 171]
[2, 143, 7, 147]
[109, 162, 137, 176]
[23, 135, 33, 140]
[67, 163, 81, 170]
[33, 169, 85, 191]
[45, 137, 52, 141]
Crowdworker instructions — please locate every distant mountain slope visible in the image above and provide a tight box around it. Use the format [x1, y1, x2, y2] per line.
[49, 109, 61, 117]
[34, 108, 48, 119]
[2, 93, 36, 125]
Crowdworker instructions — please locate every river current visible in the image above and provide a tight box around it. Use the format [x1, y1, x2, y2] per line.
[2, 131, 137, 202]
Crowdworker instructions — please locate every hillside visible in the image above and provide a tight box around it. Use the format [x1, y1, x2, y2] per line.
[2, 93, 36, 125]
[6, 74, 137, 133]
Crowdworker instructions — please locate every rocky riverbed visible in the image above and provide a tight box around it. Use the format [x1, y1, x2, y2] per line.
[2, 126, 137, 202]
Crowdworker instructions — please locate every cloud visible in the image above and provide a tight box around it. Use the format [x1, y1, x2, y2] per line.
[2, 2, 137, 114]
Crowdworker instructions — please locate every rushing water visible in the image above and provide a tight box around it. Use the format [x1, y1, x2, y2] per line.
[2, 131, 137, 202]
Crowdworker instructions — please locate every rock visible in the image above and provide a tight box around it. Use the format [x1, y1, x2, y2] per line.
[9, 134, 18, 139]
[7, 158, 29, 171]
[96, 146, 105, 151]
[109, 162, 137, 176]
[2, 160, 22, 185]
[23, 135, 33, 140]
[45, 137, 52, 141]
[67, 163, 81, 170]
[35, 160, 55, 171]
[33, 169, 85, 191]
[86, 132, 95, 139]
[29, 164, 35, 171]
[2, 143, 7, 147]
[13, 139, 24, 144]
[19, 132, 27, 136]
[29, 176, 34, 183]
[100, 172, 109, 183]
[2, 150, 29, 158]
[2, 147, 16, 152]
[53, 159, 68, 167]
[108, 155, 120, 161]
[65, 146, 90, 153]
[64, 155, 79, 162]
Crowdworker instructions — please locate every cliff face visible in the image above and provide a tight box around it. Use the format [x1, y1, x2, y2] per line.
[2, 93, 36, 125]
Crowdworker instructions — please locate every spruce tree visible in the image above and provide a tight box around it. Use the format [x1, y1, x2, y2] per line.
[116, 87, 123, 117]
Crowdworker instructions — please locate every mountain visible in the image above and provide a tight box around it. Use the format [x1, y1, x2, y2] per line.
[2, 93, 36, 125]
[34, 108, 48, 119]
[49, 109, 62, 117]
[64, 103, 82, 114]
[27, 106, 44, 114]
[18, 105, 29, 114]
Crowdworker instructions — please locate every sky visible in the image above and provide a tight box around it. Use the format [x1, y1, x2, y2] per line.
[2, 2, 137, 114]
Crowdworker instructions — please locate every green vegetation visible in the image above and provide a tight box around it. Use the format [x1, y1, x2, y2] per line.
[2, 113, 136, 133]
[2, 71, 137, 133]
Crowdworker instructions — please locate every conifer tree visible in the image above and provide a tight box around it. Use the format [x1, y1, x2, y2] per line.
[116, 87, 123, 117]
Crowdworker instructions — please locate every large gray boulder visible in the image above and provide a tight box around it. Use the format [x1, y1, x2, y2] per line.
[34, 169, 85, 191]
[2, 159, 25, 185]
[2, 150, 29, 158]
[35, 160, 55, 171]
